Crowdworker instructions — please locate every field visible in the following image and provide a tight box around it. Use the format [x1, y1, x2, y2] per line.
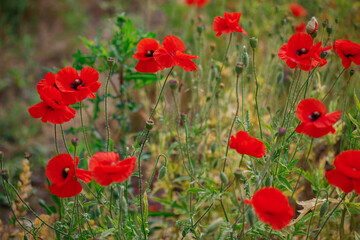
[1, 0, 360, 239]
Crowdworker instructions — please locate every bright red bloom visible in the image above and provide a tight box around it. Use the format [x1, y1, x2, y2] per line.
[213, 12, 247, 37]
[133, 38, 165, 73]
[334, 39, 360, 69]
[153, 35, 199, 72]
[229, 131, 266, 158]
[289, 4, 307, 17]
[295, 22, 306, 33]
[295, 98, 341, 138]
[89, 152, 136, 186]
[46, 154, 92, 198]
[325, 150, 360, 194]
[278, 33, 324, 71]
[28, 87, 76, 124]
[37, 72, 59, 95]
[185, 0, 209, 8]
[245, 187, 294, 230]
[55, 67, 101, 105]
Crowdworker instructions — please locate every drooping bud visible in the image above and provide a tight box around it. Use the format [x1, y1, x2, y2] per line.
[220, 172, 229, 185]
[158, 166, 167, 179]
[235, 62, 245, 75]
[146, 120, 154, 130]
[319, 201, 329, 217]
[249, 37, 258, 49]
[306, 17, 318, 35]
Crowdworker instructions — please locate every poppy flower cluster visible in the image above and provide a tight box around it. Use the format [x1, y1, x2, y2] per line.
[278, 33, 330, 71]
[185, 0, 209, 8]
[229, 131, 266, 158]
[28, 67, 101, 124]
[334, 39, 360, 69]
[245, 187, 294, 230]
[46, 152, 136, 198]
[325, 150, 360, 194]
[295, 98, 341, 138]
[133, 35, 199, 73]
[213, 12, 247, 37]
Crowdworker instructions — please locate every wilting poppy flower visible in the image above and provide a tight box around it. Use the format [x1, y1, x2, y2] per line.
[133, 38, 165, 73]
[46, 154, 92, 198]
[295, 22, 306, 33]
[55, 67, 101, 105]
[213, 12, 247, 37]
[185, 0, 209, 8]
[295, 98, 341, 138]
[278, 33, 324, 71]
[325, 150, 360, 194]
[229, 131, 266, 158]
[89, 152, 136, 186]
[245, 187, 294, 230]
[334, 39, 360, 69]
[153, 35, 199, 72]
[289, 4, 307, 17]
[28, 88, 76, 124]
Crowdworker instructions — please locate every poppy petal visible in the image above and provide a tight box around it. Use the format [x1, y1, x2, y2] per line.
[325, 169, 354, 193]
[49, 178, 82, 198]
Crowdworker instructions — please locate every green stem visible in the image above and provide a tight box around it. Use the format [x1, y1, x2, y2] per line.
[193, 202, 214, 228]
[322, 68, 346, 101]
[104, 64, 114, 152]
[146, 154, 167, 192]
[252, 48, 262, 139]
[54, 124, 59, 155]
[306, 189, 328, 240]
[314, 193, 347, 240]
[60, 124, 69, 153]
[290, 138, 313, 200]
[219, 33, 233, 75]
[79, 102, 91, 156]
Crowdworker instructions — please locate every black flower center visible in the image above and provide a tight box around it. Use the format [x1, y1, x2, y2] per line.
[62, 167, 70, 179]
[145, 50, 154, 57]
[296, 48, 309, 56]
[345, 54, 354, 57]
[309, 111, 321, 121]
[70, 79, 85, 90]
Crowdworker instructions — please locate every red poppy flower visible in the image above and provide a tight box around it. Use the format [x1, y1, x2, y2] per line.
[55, 67, 101, 105]
[133, 38, 165, 73]
[278, 33, 324, 71]
[245, 187, 294, 230]
[153, 35, 199, 72]
[289, 4, 307, 17]
[37, 72, 59, 95]
[89, 152, 136, 186]
[213, 12, 247, 37]
[28, 87, 76, 124]
[334, 39, 360, 69]
[295, 98, 341, 138]
[295, 22, 306, 33]
[185, 0, 209, 8]
[46, 154, 92, 198]
[229, 131, 266, 158]
[325, 150, 360, 194]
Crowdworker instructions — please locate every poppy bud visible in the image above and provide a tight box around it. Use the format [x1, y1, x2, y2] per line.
[320, 50, 328, 59]
[249, 37, 258, 49]
[246, 208, 256, 227]
[319, 201, 329, 217]
[107, 57, 115, 67]
[197, 25, 205, 34]
[206, 218, 223, 233]
[71, 138, 78, 147]
[169, 79, 178, 91]
[242, 46, 250, 67]
[235, 62, 245, 75]
[158, 166, 167, 179]
[326, 25, 332, 35]
[1, 169, 8, 181]
[146, 120, 154, 130]
[278, 127, 287, 136]
[306, 17, 318, 35]
[350, 69, 355, 77]
[234, 168, 242, 178]
[220, 172, 229, 185]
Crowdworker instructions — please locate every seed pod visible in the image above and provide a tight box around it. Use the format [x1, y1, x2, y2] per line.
[146, 120, 154, 130]
[158, 166, 167, 179]
[249, 37, 258, 49]
[107, 57, 115, 67]
[326, 25, 333, 35]
[220, 172, 229, 185]
[247, 208, 256, 227]
[169, 79, 178, 91]
[235, 62, 245, 75]
[319, 201, 329, 217]
[206, 218, 223, 233]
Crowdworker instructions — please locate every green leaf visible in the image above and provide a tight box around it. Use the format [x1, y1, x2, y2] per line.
[354, 89, 360, 113]
[277, 175, 293, 192]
